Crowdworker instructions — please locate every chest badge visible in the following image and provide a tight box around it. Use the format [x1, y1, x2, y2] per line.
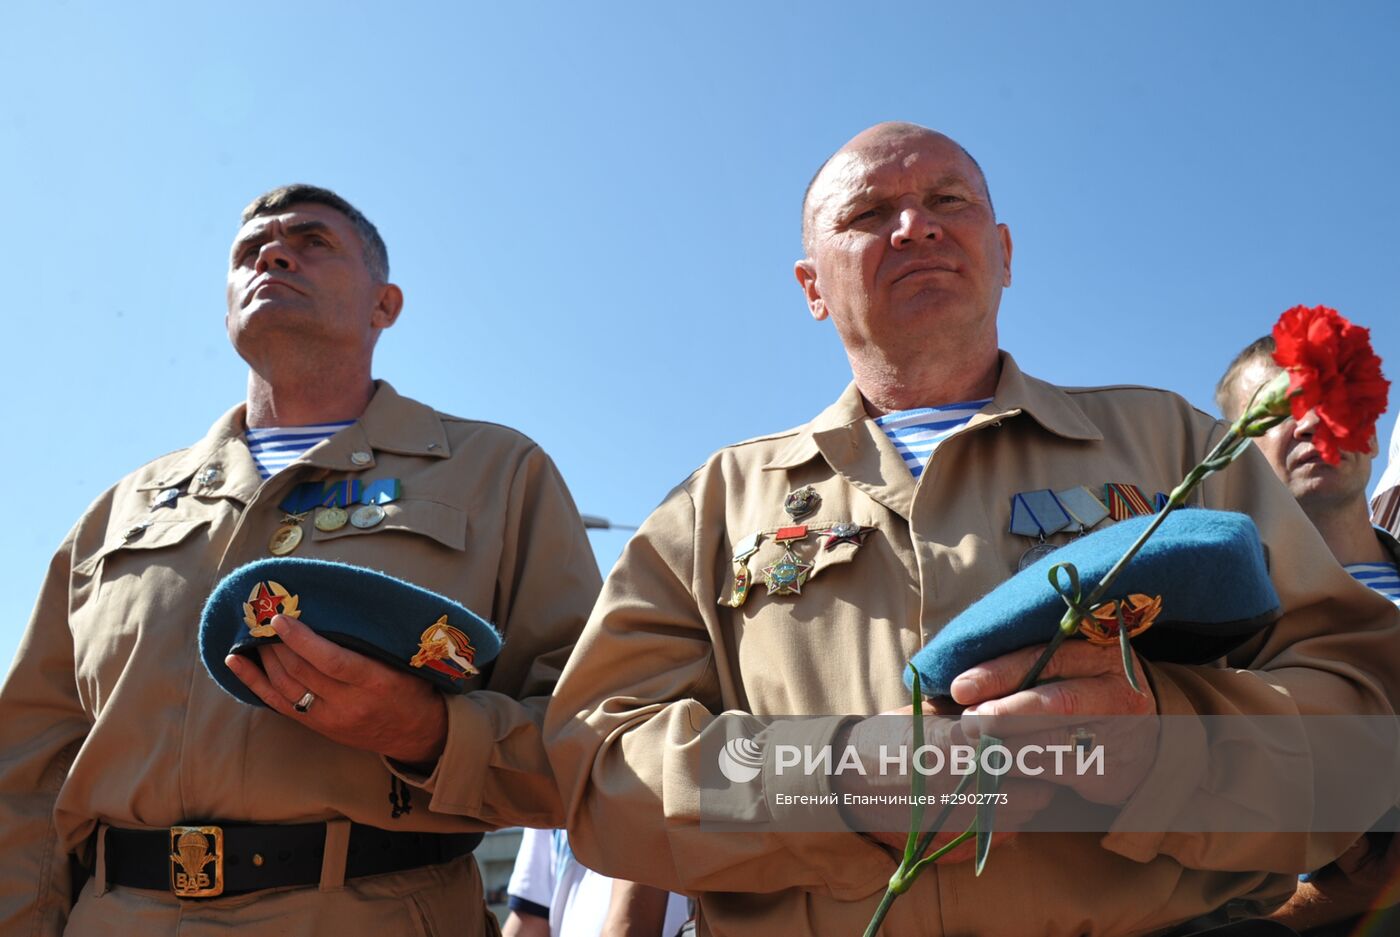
[821, 522, 870, 550]
[783, 486, 821, 521]
[762, 526, 813, 596]
[720, 532, 763, 608]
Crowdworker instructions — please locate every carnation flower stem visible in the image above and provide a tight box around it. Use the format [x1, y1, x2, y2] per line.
[863, 422, 1258, 935]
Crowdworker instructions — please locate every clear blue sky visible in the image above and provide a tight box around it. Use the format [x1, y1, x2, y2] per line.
[3, 2, 1397, 667]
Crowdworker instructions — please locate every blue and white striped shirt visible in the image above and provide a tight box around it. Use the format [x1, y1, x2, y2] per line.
[1345, 562, 1400, 609]
[245, 422, 354, 480]
[874, 400, 992, 479]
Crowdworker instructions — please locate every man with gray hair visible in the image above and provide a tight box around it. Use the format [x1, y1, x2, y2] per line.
[0, 185, 600, 935]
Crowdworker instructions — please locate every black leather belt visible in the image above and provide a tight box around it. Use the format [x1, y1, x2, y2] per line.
[104, 823, 482, 898]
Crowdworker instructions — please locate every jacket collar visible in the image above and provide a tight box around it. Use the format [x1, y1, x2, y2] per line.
[1377, 526, 1400, 566]
[135, 380, 449, 503]
[761, 351, 1105, 519]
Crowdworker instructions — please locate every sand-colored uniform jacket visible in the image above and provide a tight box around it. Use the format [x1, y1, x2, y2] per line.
[546, 354, 1400, 937]
[0, 381, 601, 937]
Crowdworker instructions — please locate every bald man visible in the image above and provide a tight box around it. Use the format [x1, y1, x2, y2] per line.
[545, 123, 1400, 936]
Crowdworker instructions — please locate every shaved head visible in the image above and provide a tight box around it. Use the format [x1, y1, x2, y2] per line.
[801, 122, 993, 253]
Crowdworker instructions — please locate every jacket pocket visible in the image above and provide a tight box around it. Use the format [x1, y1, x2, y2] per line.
[73, 518, 212, 601]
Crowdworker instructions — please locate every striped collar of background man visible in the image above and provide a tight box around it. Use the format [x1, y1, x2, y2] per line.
[1345, 562, 1400, 609]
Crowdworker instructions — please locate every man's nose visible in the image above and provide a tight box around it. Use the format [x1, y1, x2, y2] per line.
[1293, 408, 1320, 437]
[254, 240, 296, 274]
[891, 206, 941, 247]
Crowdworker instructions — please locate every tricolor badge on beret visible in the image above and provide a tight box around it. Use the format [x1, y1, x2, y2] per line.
[411, 616, 479, 679]
[200, 557, 502, 707]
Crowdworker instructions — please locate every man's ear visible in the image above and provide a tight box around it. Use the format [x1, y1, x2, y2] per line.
[372, 283, 404, 330]
[794, 259, 827, 321]
[998, 224, 1014, 288]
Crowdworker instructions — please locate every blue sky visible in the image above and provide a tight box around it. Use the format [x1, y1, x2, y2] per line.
[3, 2, 1397, 666]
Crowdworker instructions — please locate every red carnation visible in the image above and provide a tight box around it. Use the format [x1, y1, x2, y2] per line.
[1271, 305, 1389, 465]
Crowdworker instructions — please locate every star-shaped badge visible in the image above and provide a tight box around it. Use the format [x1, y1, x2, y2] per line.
[822, 522, 870, 550]
[783, 486, 820, 521]
[762, 551, 813, 596]
[242, 580, 301, 636]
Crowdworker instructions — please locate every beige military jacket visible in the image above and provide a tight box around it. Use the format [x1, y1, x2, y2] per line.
[547, 353, 1400, 937]
[0, 381, 601, 937]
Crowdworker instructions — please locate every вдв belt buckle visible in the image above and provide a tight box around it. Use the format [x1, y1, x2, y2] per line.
[169, 825, 224, 898]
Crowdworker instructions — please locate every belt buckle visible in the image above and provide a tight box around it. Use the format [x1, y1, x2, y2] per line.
[169, 825, 224, 898]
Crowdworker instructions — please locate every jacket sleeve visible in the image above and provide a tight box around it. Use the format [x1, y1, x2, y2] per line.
[389, 446, 602, 829]
[1103, 429, 1400, 871]
[545, 484, 894, 901]
[0, 529, 92, 937]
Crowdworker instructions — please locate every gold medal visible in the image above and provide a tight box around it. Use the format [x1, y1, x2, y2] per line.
[350, 503, 386, 529]
[268, 523, 303, 555]
[315, 506, 349, 531]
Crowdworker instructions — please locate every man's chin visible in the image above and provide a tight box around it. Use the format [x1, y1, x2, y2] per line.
[1290, 469, 1370, 508]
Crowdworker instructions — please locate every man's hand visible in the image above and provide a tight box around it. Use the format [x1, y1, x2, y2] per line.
[1268, 832, 1400, 930]
[950, 639, 1160, 806]
[225, 613, 449, 766]
[832, 702, 1053, 855]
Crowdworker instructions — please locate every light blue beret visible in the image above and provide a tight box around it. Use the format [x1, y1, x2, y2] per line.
[907, 510, 1280, 697]
[200, 557, 502, 706]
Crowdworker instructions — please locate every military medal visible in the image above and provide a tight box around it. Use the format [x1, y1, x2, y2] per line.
[321, 479, 364, 508]
[821, 522, 869, 550]
[152, 486, 181, 509]
[1056, 486, 1110, 534]
[269, 481, 321, 556]
[315, 506, 349, 531]
[1153, 491, 1171, 511]
[1016, 540, 1058, 570]
[242, 580, 302, 637]
[350, 503, 386, 529]
[268, 517, 306, 556]
[279, 481, 327, 515]
[312, 479, 363, 532]
[721, 532, 762, 608]
[783, 486, 820, 521]
[762, 525, 813, 596]
[1009, 489, 1072, 570]
[362, 478, 403, 504]
[1103, 483, 1153, 520]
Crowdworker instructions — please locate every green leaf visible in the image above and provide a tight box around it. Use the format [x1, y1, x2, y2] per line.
[974, 735, 1006, 875]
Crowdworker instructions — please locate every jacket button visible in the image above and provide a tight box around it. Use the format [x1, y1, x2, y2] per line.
[350, 451, 372, 466]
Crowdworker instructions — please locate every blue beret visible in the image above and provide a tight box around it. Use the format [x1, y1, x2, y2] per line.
[200, 557, 503, 706]
[908, 510, 1280, 697]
